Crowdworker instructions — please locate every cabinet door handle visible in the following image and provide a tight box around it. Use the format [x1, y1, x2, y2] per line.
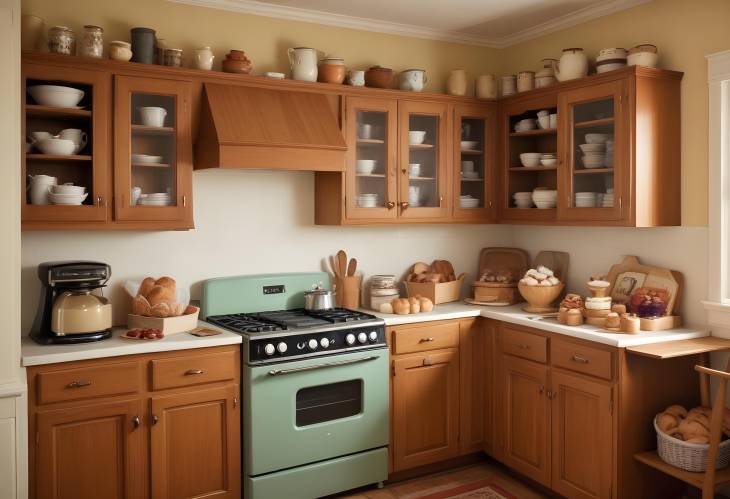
[132, 415, 140, 428]
[401, 168, 407, 175]
[419, 337, 435, 343]
[386, 201, 395, 210]
[152, 415, 159, 425]
[400, 201, 409, 210]
[66, 380, 92, 389]
[96, 196, 103, 206]
[182, 195, 187, 207]
[185, 368, 204, 376]
[439, 195, 443, 207]
[571, 355, 589, 364]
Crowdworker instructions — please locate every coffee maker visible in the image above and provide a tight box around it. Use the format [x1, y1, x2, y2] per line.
[31, 261, 113, 344]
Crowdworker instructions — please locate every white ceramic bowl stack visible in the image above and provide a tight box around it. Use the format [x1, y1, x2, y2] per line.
[460, 140, 479, 151]
[580, 134, 613, 169]
[356, 159, 377, 175]
[36, 138, 76, 156]
[131, 153, 164, 165]
[47, 184, 87, 205]
[514, 119, 536, 132]
[409, 131, 427, 145]
[459, 195, 480, 208]
[519, 152, 542, 168]
[139, 193, 172, 206]
[540, 153, 556, 167]
[408, 163, 421, 177]
[357, 193, 381, 208]
[28, 85, 85, 108]
[575, 192, 598, 208]
[596, 47, 628, 74]
[513, 191, 533, 208]
[532, 189, 557, 209]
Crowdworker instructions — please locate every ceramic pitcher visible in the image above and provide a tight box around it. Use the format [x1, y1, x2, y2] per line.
[27, 174, 57, 205]
[447, 69, 467, 96]
[288, 47, 318, 82]
[552, 48, 588, 82]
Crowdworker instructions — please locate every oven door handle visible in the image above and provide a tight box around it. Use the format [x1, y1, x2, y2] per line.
[267, 355, 380, 376]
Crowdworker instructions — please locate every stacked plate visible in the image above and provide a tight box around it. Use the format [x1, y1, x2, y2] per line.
[532, 189, 557, 209]
[131, 154, 164, 165]
[49, 192, 88, 205]
[513, 191, 533, 208]
[575, 192, 598, 208]
[605, 140, 614, 167]
[357, 193, 380, 208]
[602, 191, 614, 207]
[139, 193, 172, 206]
[578, 143, 605, 169]
[460, 195, 480, 208]
[540, 153, 557, 167]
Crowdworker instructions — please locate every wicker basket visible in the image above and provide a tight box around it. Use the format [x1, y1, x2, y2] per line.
[654, 417, 730, 472]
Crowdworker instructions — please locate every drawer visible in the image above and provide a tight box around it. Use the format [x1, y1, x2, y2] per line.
[551, 339, 613, 380]
[37, 361, 140, 405]
[501, 326, 547, 363]
[391, 321, 459, 355]
[151, 350, 237, 390]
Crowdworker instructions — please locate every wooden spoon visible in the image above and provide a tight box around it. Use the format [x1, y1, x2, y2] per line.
[336, 250, 347, 278]
[347, 258, 357, 277]
[330, 255, 340, 278]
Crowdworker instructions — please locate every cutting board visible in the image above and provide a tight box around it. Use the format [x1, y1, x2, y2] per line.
[533, 251, 569, 300]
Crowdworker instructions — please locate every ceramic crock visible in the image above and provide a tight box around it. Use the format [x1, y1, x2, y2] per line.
[194, 46, 215, 70]
[288, 47, 318, 82]
[447, 69, 467, 96]
[475, 74, 497, 99]
[552, 48, 588, 82]
[399, 69, 427, 92]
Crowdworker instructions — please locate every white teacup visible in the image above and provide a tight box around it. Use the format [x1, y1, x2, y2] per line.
[138, 106, 168, 127]
[58, 128, 88, 154]
[461, 160, 475, 173]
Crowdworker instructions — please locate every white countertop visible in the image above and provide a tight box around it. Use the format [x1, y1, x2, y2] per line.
[368, 302, 709, 348]
[21, 321, 242, 367]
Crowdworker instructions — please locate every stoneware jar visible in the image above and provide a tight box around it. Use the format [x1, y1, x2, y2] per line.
[317, 57, 346, 84]
[399, 69, 427, 92]
[194, 46, 215, 71]
[288, 47, 318, 82]
[552, 48, 588, 82]
[627, 44, 658, 68]
[501, 75, 517, 96]
[222, 50, 252, 74]
[447, 69, 467, 96]
[347, 70, 365, 86]
[163, 48, 183, 67]
[47, 26, 75, 55]
[80, 25, 103, 58]
[475, 74, 497, 99]
[364, 66, 394, 88]
[130, 27, 156, 64]
[109, 41, 132, 62]
[516, 71, 535, 92]
[535, 59, 557, 88]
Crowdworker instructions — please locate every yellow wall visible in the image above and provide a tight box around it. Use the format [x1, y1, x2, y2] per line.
[498, 0, 730, 226]
[21, 0, 501, 94]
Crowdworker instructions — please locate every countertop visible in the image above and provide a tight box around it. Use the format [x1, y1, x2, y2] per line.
[21, 321, 242, 367]
[368, 302, 709, 348]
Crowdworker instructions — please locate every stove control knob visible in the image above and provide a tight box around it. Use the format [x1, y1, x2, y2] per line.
[320, 338, 330, 349]
[308, 339, 318, 351]
[264, 343, 276, 356]
[277, 342, 288, 354]
[345, 333, 356, 345]
[368, 331, 378, 342]
[357, 332, 368, 344]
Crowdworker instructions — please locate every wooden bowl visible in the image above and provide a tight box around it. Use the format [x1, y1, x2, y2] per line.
[518, 282, 565, 313]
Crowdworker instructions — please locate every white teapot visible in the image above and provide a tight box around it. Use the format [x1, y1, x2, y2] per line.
[551, 48, 588, 82]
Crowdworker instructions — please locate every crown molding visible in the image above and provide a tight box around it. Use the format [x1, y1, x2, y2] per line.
[168, 0, 652, 49]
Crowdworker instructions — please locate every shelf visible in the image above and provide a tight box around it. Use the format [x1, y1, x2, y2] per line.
[627, 337, 730, 359]
[356, 139, 385, 145]
[574, 117, 614, 129]
[574, 168, 614, 175]
[409, 176, 436, 181]
[461, 178, 484, 182]
[131, 124, 175, 135]
[409, 143, 435, 150]
[131, 162, 171, 168]
[635, 451, 730, 489]
[509, 128, 556, 137]
[26, 104, 91, 119]
[461, 149, 483, 155]
[509, 166, 557, 172]
[355, 173, 385, 178]
[26, 153, 92, 161]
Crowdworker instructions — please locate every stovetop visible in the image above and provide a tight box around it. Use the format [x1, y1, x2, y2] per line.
[206, 308, 381, 335]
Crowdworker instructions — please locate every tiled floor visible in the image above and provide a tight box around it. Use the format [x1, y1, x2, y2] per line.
[335, 460, 548, 499]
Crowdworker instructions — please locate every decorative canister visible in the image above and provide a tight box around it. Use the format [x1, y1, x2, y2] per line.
[194, 46, 214, 70]
[163, 48, 183, 67]
[501, 75, 517, 96]
[552, 48, 588, 82]
[288, 47, 318, 82]
[447, 69, 467, 96]
[317, 57, 346, 84]
[130, 27, 156, 64]
[535, 59, 557, 88]
[222, 50, 252, 74]
[79, 25, 103, 58]
[516, 71, 535, 92]
[399, 69, 427, 92]
[109, 41, 132, 62]
[47, 26, 75, 55]
[475, 74, 497, 99]
[347, 70, 365, 86]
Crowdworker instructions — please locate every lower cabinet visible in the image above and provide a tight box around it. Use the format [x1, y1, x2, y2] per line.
[27, 346, 241, 499]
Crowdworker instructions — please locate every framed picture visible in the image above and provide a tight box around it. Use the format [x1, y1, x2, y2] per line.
[611, 271, 647, 303]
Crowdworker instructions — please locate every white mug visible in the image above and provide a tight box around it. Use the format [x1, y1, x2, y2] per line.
[358, 123, 373, 139]
[347, 70, 365, 86]
[58, 128, 88, 154]
[138, 106, 168, 128]
[28, 174, 57, 205]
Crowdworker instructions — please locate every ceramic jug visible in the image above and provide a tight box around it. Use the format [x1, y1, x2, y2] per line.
[194, 46, 215, 70]
[27, 174, 57, 205]
[552, 48, 588, 82]
[288, 47, 318, 82]
[447, 69, 467, 96]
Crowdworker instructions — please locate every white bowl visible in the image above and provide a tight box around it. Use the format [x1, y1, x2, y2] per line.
[596, 61, 626, 73]
[48, 192, 88, 205]
[461, 140, 478, 150]
[585, 133, 612, 144]
[36, 138, 76, 156]
[131, 154, 164, 164]
[49, 184, 85, 195]
[408, 163, 421, 177]
[461, 171, 479, 179]
[356, 159, 377, 174]
[537, 116, 550, 129]
[534, 200, 556, 209]
[515, 120, 536, 132]
[409, 131, 427, 145]
[28, 85, 84, 108]
[515, 202, 533, 209]
[597, 48, 628, 61]
[519, 152, 542, 167]
[579, 143, 605, 153]
[540, 158, 557, 167]
[582, 155, 605, 168]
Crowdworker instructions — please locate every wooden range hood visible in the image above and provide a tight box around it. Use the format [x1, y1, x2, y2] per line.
[195, 83, 346, 171]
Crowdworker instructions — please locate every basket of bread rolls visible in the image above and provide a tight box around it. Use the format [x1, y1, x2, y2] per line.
[654, 404, 730, 472]
[404, 260, 465, 304]
[127, 276, 200, 334]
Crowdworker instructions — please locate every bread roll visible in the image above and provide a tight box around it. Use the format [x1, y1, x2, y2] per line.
[146, 285, 175, 306]
[155, 276, 176, 292]
[408, 297, 420, 314]
[664, 405, 687, 419]
[419, 297, 434, 313]
[392, 298, 410, 315]
[149, 302, 172, 318]
[686, 436, 710, 444]
[656, 412, 679, 433]
[138, 277, 156, 297]
[132, 295, 151, 316]
[677, 418, 710, 440]
[379, 303, 394, 314]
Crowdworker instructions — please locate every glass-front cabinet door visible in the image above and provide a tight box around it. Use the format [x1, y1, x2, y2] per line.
[398, 101, 449, 220]
[453, 104, 496, 222]
[344, 96, 398, 220]
[558, 80, 627, 221]
[114, 76, 192, 224]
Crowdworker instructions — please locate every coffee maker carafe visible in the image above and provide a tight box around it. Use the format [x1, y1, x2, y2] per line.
[31, 261, 113, 344]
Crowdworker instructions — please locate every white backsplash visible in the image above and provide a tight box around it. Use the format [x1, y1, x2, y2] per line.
[21, 169, 709, 329]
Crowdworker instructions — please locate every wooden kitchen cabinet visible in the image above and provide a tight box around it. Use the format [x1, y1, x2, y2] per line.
[27, 345, 240, 499]
[151, 385, 240, 499]
[459, 318, 490, 454]
[35, 399, 145, 499]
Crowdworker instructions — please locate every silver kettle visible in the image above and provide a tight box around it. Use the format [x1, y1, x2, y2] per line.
[304, 286, 336, 311]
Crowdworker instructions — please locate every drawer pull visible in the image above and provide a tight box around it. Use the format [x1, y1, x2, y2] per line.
[152, 415, 159, 425]
[185, 369, 204, 376]
[66, 380, 92, 389]
[132, 415, 140, 428]
[419, 337, 435, 343]
[571, 355, 589, 364]
[539, 385, 544, 394]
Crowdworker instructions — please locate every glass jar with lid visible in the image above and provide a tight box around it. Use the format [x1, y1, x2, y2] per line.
[80, 25, 103, 58]
[47, 26, 75, 55]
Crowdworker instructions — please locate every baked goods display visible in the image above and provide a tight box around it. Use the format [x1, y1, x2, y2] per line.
[131, 276, 187, 318]
[655, 405, 730, 445]
[406, 260, 457, 284]
[519, 266, 561, 287]
[469, 247, 530, 306]
[517, 265, 565, 313]
[405, 260, 465, 304]
[557, 294, 585, 326]
[380, 295, 434, 315]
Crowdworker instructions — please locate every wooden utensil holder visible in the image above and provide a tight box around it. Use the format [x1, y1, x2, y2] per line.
[334, 275, 361, 309]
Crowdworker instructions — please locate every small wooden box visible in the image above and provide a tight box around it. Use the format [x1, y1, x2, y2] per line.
[127, 305, 200, 335]
[406, 274, 464, 304]
[472, 283, 519, 304]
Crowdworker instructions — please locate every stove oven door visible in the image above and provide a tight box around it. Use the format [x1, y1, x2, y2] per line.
[244, 347, 389, 476]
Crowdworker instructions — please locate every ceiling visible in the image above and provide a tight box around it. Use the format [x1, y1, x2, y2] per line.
[171, 0, 651, 47]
